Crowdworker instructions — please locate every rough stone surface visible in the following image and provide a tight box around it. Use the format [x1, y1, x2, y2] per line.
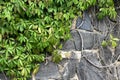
[100, 47, 113, 64]
[57, 9, 120, 80]
[114, 45, 120, 61]
[79, 30, 95, 49]
[35, 51, 81, 80]
[34, 48, 120, 80]
[62, 39, 76, 51]
[116, 63, 120, 80]
[95, 19, 108, 34]
[76, 12, 93, 32]
[76, 17, 82, 28]
[78, 58, 105, 80]
[63, 29, 105, 50]
[35, 62, 61, 80]
[77, 50, 114, 80]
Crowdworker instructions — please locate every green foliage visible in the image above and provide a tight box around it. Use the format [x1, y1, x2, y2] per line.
[78, 0, 96, 11]
[97, 0, 117, 19]
[0, 0, 118, 79]
[74, 0, 117, 19]
[102, 34, 119, 48]
[52, 50, 62, 63]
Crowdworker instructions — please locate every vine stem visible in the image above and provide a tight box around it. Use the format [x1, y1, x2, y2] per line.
[2, 71, 8, 80]
[32, 74, 35, 80]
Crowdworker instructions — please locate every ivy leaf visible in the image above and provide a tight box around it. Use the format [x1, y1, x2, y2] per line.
[110, 34, 119, 41]
[13, 56, 19, 60]
[18, 34, 27, 43]
[67, 2, 73, 7]
[109, 7, 117, 19]
[73, 0, 78, 4]
[110, 34, 113, 39]
[102, 40, 107, 47]
[38, 27, 42, 33]
[32, 64, 40, 75]
[52, 50, 62, 63]
[92, 0, 96, 5]
[48, 8, 54, 12]
[21, 68, 27, 76]
[38, 1, 45, 9]
[18, 59, 23, 67]
[0, 34, 2, 42]
[113, 38, 119, 41]
[111, 40, 117, 48]
[63, 13, 69, 20]
[36, 54, 45, 62]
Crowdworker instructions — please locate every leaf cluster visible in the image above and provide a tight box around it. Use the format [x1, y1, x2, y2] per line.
[102, 34, 119, 48]
[97, 0, 117, 19]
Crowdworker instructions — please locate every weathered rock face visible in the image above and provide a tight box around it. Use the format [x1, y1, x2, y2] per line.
[34, 49, 120, 80]
[76, 12, 93, 32]
[63, 29, 104, 50]
[32, 10, 120, 80]
[1, 10, 120, 80]
[34, 51, 81, 80]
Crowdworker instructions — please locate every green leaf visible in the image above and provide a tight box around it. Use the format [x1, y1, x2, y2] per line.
[110, 34, 113, 39]
[21, 68, 27, 76]
[111, 40, 117, 48]
[73, 0, 78, 4]
[52, 50, 62, 63]
[113, 38, 119, 41]
[0, 34, 2, 42]
[102, 40, 107, 47]
[18, 59, 23, 66]
[13, 56, 19, 60]
[32, 64, 40, 75]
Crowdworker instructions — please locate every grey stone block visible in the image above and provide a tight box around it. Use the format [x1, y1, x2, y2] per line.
[62, 30, 82, 51]
[35, 62, 61, 80]
[76, 12, 93, 32]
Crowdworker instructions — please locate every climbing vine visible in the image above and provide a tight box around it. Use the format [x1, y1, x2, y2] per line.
[0, 0, 118, 79]
[102, 34, 119, 48]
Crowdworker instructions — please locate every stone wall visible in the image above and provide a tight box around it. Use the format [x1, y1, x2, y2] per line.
[32, 10, 120, 80]
[1, 10, 120, 80]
